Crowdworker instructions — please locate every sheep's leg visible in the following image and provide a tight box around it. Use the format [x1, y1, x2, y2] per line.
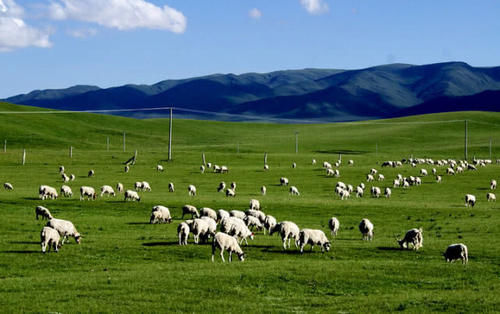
[282, 238, 287, 250]
[220, 251, 225, 263]
[229, 251, 232, 262]
[41, 242, 46, 253]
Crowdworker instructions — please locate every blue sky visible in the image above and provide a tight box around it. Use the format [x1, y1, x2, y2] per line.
[0, 0, 499, 98]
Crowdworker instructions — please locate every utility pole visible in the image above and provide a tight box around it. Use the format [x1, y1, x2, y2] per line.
[69, 146, 73, 158]
[107, 137, 109, 151]
[464, 120, 468, 161]
[168, 107, 173, 161]
[202, 152, 206, 165]
[490, 138, 492, 160]
[22, 149, 26, 165]
[295, 131, 299, 154]
[264, 152, 268, 165]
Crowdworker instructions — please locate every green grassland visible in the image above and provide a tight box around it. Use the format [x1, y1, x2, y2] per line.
[1, 102, 500, 312]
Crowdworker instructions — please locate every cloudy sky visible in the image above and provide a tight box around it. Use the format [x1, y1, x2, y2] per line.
[0, 0, 499, 97]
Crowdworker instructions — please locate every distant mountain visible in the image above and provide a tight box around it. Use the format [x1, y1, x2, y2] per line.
[4, 62, 500, 121]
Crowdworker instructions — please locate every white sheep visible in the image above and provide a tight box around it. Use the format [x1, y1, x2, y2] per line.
[157, 165, 164, 172]
[134, 181, 143, 190]
[347, 184, 353, 193]
[229, 219, 254, 246]
[206, 162, 212, 168]
[465, 194, 476, 207]
[40, 226, 61, 253]
[420, 169, 428, 176]
[377, 174, 385, 181]
[217, 181, 226, 192]
[397, 228, 423, 250]
[230, 182, 237, 190]
[245, 209, 266, 223]
[359, 218, 374, 241]
[46, 218, 81, 245]
[487, 193, 496, 202]
[356, 186, 364, 198]
[59, 165, 65, 174]
[70, 174, 75, 181]
[384, 187, 392, 198]
[370, 168, 378, 175]
[36, 205, 53, 220]
[142, 181, 151, 191]
[264, 215, 277, 235]
[244, 215, 263, 231]
[229, 210, 246, 220]
[200, 216, 217, 235]
[249, 199, 261, 211]
[312, 159, 317, 165]
[289, 186, 300, 196]
[124, 189, 141, 202]
[177, 222, 190, 245]
[150, 205, 172, 224]
[280, 177, 289, 186]
[100, 185, 116, 197]
[200, 207, 217, 221]
[447, 168, 455, 175]
[270, 221, 300, 250]
[334, 169, 340, 177]
[182, 204, 199, 219]
[491, 179, 497, 190]
[192, 219, 214, 244]
[436, 175, 442, 183]
[200, 165, 205, 173]
[188, 184, 197, 196]
[328, 217, 340, 236]
[211, 232, 245, 263]
[117, 182, 124, 193]
[444, 243, 468, 264]
[124, 165, 130, 173]
[226, 188, 235, 197]
[432, 168, 437, 175]
[80, 186, 97, 201]
[217, 209, 230, 222]
[4, 182, 13, 190]
[61, 173, 70, 183]
[60, 185, 73, 198]
[323, 161, 332, 169]
[366, 174, 374, 182]
[39, 185, 58, 200]
[88, 169, 95, 177]
[348, 159, 354, 165]
[326, 168, 335, 176]
[168, 182, 175, 192]
[339, 189, 350, 200]
[220, 165, 229, 173]
[393, 179, 400, 188]
[261, 186, 266, 196]
[359, 182, 365, 190]
[371, 186, 381, 198]
[264, 164, 269, 171]
[298, 229, 331, 253]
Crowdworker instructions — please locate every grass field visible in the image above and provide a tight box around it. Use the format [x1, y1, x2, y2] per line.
[1, 102, 500, 312]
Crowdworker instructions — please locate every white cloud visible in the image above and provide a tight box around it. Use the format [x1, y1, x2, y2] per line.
[0, 0, 52, 51]
[300, 0, 328, 15]
[67, 28, 97, 38]
[49, 0, 187, 33]
[249, 8, 262, 20]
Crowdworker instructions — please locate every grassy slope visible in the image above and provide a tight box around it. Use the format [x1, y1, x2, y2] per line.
[1, 102, 500, 312]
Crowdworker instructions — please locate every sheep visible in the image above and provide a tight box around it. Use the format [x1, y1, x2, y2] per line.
[323, 161, 332, 169]
[100, 185, 116, 197]
[35, 205, 53, 220]
[465, 194, 476, 207]
[220, 166, 229, 174]
[420, 169, 428, 176]
[347, 184, 353, 193]
[366, 174, 374, 182]
[371, 186, 381, 198]
[312, 159, 317, 165]
[142, 181, 151, 192]
[124, 165, 130, 173]
[444, 243, 468, 264]
[436, 175, 442, 183]
[415, 177, 422, 186]
[359, 218, 374, 241]
[370, 168, 378, 175]
[377, 174, 385, 181]
[70, 174, 75, 181]
[39, 185, 58, 200]
[229, 220, 254, 246]
[217, 182, 226, 192]
[359, 182, 365, 190]
[292, 162, 297, 169]
[220, 216, 243, 233]
[334, 186, 344, 197]
[336, 182, 347, 190]
[348, 159, 354, 165]
[116, 182, 124, 193]
[397, 228, 423, 250]
[150, 205, 172, 224]
[264, 164, 269, 171]
[339, 189, 350, 200]
[61, 173, 70, 183]
[432, 168, 437, 175]
[447, 168, 455, 175]
[60, 185, 72, 197]
[491, 179, 497, 190]
[226, 188, 236, 197]
[168, 182, 175, 192]
[157, 165, 164, 172]
[334, 169, 340, 177]
[468, 164, 477, 171]
[46, 218, 81, 245]
[328, 217, 340, 236]
[200, 165, 205, 173]
[393, 179, 401, 188]
[246, 209, 266, 223]
[211, 232, 245, 263]
[88, 169, 94, 177]
[298, 229, 331, 253]
[230, 182, 237, 190]
[487, 193, 496, 202]
[244, 215, 263, 231]
[80, 186, 97, 201]
[40, 226, 61, 253]
[289, 186, 300, 196]
[192, 219, 214, 244]
[200, 207, 217, 221]
[229, 210, 246, 220]
[403, 180, 410, 188]
[177, 222, 190, 245]
[249, 199, 261, 211]
[356, 186, 364, 198]
[134, 181, 143, 190]
[264, 215, 277, 235]
[280, 177, 289, 186]
[188, 184, 196, 196]
[200, 216, 217, 235]
[124, 189, 141, 202]
[182, 205, 199, 219]
[270, 221, 300, 250]
[384, 187, 392, 198]
[59, 165, 65, 174]
[261, 186, 267, 196]
[4, 182, 13, 190]
[326, 168, 335, 176]
[217, 209, 230, 222]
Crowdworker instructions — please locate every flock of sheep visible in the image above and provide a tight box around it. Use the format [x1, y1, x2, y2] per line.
[27, 155, 491, 265]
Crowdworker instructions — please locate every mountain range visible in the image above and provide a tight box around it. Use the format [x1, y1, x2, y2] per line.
[4, 62, 500, 121]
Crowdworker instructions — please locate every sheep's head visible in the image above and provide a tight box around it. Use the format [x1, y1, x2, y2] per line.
[238, 252, 245, 262]
[75, 234, 81, 244]
[323, 242, 331, 252]
[249, 233, 254, 240]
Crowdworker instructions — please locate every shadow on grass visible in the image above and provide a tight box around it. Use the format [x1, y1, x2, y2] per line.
[377, 246, 402, 251]
[142, 241, 180, 247]
[476, 187, 489, 191]
[23, 197, 40, 201]
[127, 222, 150, 225]
[1, 250, 39, 254]
[261, 248, 302, 255]
[9, 241, 39, 244]
[315, 149, 369, 155]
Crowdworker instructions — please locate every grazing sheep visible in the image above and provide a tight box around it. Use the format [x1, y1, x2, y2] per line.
[213, 165, 221, 173]
[182, 205, 199, 219]
[264, 215, 277, 235]
[177, 222, 190, 245]
[420, 169, 428, 176]
[124, 165, 130, 173]
[244, 215, 264, 231]
[359, 182, 365, 190]
[334, 169, 340, 177]
[415, 177, 422, 186]
[398, 228, 423, 250]
[465, 194, 476, 207]
[264, 164, 269, 171]
[336, 182, 347, 190]
[230, 182, 237, 190]
[393, 179, 401, 188]
[124, 189, 141, 202]
[36, 205, 53, 220]
[200, 216, 217, 236]
[436, 175, 442, 183]
[468, 164, 477, 171]
[359, 218, 374, 241]
[229, 220, 254, 246]
[217, 182, 226, 192]
[323, 161, 332, 169]
[377, 174, 385, 181]
[298, 229, 331, 253]
[4, 182, 13, 190]
[348, 159, 354, 165]
[371, 186, 381, 198]
[70, 174, 75, 181]
[226, 188, 236, 197]
[384, 187, 392, 198]
[432, 168, 437, 175]
[80, 186, 97, 201]
[280, 177, 289, 186]
[188, 184, 197, 196]
[270, 221, 300, 250]
[192, 219, 213, 244]
[347, 184, 353, 193]
[134, 181, 143, 190]
[339, 189, 350, 200]
[246, 209, 266, 223]
[61, 173, 70, 183]
[100, 185, 116, 197]
[220, 216, 243, 234]
[289, 186, 300, 196]
[206, 162, 212, 168]
[370, 168, 378, 175]
[312, 159, 317, 165]
[59, 165, 65, 174]
[261, 186, 267, 196]
[200, 165, 205, 173]
[229, 210, 246, 220]
[356, 186, 364, 198]
[217, 209, 230, 222]
[447, 168, 455, 175]
[326, 168, 335, 176]
[40, 226, 60, 253]
[220, 165, 229, 174]
[200, 207, 217, 221]
[444, 243, 468, 264]
[157, 165, 164, 172]
[249, 199, 261, 211]
[46, 218, 81, 245]
[292, 162, 297, 169]
[366, 174, 374, 182]
[117, 182, 124, 193]
[491, 179, 497, 190]
[88, 170, 94, 177]
[487, 193, 496, 202]
[60, 185, 73, 198]
[150, 205, 172, 224]
[142, 181, 151, 192]
[39, 185, 58, 200]
[168, 182, 175, 192]
[211, 232, 245, 263]
[328, 217, 340, 236]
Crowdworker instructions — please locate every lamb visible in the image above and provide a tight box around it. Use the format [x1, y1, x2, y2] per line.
[211, 232, 245, 263]
[226, 188, 235, 197]
[264, 164, 269, 171]
[142, 181, 151, 191]
[328, 217, 340, 236]
[393, 179, 401, 188]
[249, 199, 261, 211]
[347, 184, 354, 193]
[487, 193, 496, 202]
[117, 182, 124, 193]
[289, 186, 300, 196]
[217, 181, 226, 192]
[465, 194, 476, 207]
[61, 173, 70, 182]
[229, 220, 254, 245]
[339, 189, 350, 200]
[60, 185, 73, 198]
[444, 243, 468, 264]
[200, 165, 205, 173]
[124, 189, 141, 202]
[177, 222, 190, 245]
[270, 221, 300, 250]
[244, 215, 263, 231]
[124, 165, 130, 173]
[420, 169, 428, 176]
[292, 162, 297, 168]
[371, 186, 381, 198]
[230, 182, 237, 190]
[70, 174, 75, 181]
[366, 174, 374, 182]
[36, 205, 53, 220]
[397, 228, 423, 250]
[4, 182, 13, 190]
[377, 174, 385, 181]
[206, 162, 212, 168]
[312, 159, 317, 165]
[370, 168, 378, 175]
[200, 216, 217, 235]
[192, 219, 214, 244]
[436, 175, 442, 183]
[100, 185, 116, 197]
[356, 186, 364, 198]
[40, 226, 61, 253]
[298, 229, 331, 253]
[88, 169, 94, 177]
[157, 165, 164, 172]
[150, 205, 172, 224]
[326, 168, 335, 176]
[46, 218, 81, 245]
[447, 168, 455, 175]
[59, 165, 65, 174]
[245, 209, 266, 223]
[261, 186, 267, 196]
[229, 210, 246, 220]
[220, 165, 229, 174]
[188, 184, 197, 196]
[168, 182, 175, 192]
[134, 181, 143, 190]
[200, 207, 217, 221]
[348, 159, 354, 165]
[280, 177, 289, 186]
[264, 215, 277, 235]
[182, 204, 199, 219]
[39, 185, 58, 200]
[359, 218, 374, 241]
[323, 161, 332, 169]
[217, 209, 230, 222]
[80, 186, 97, 201]
[336, 182, 347, 190]
[384, 187, 392, 198]
[491, 179, 497, 190]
